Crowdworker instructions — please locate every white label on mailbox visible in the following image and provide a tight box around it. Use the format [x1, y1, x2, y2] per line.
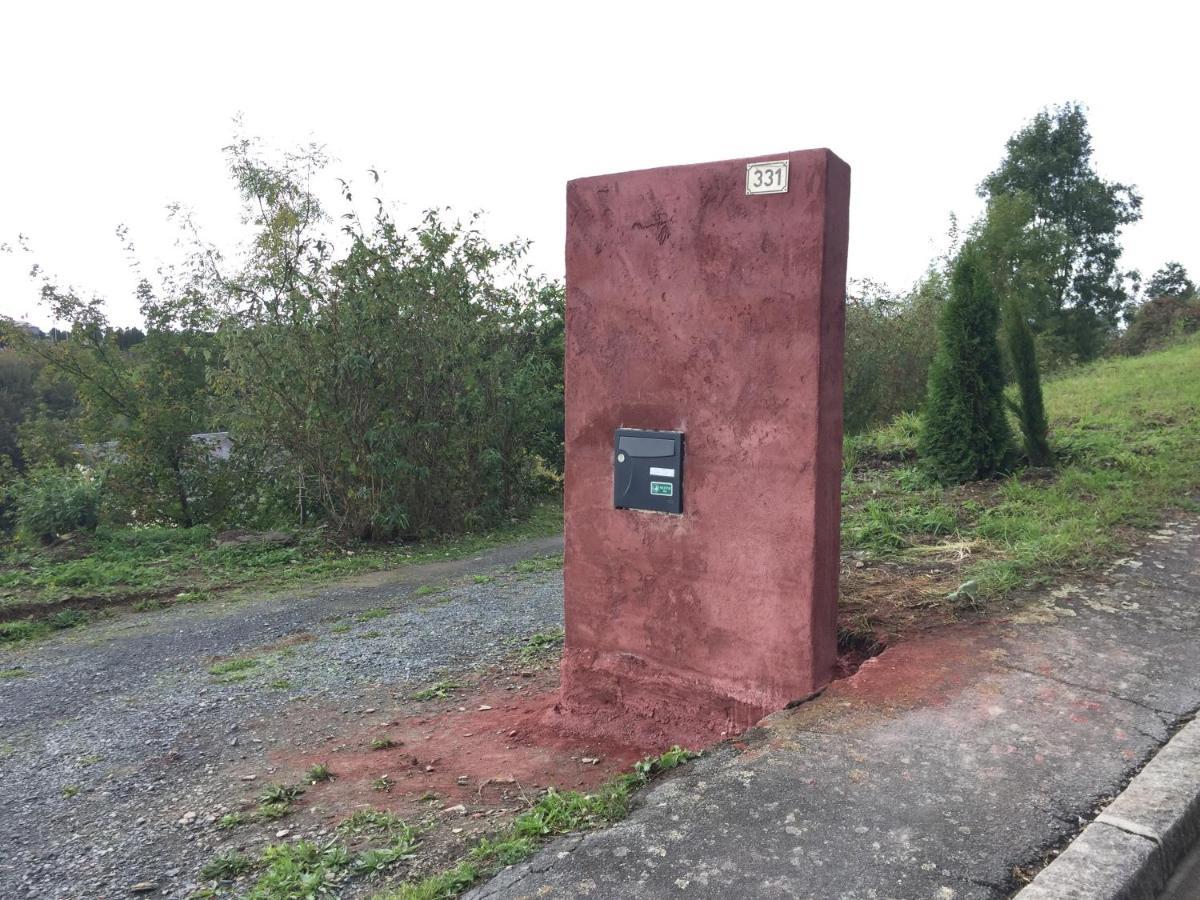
[746, 159, 789, 195]
[649, 467, 675, 477]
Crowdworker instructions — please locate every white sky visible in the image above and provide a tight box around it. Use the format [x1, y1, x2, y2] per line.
[2, 0, 1196, 329]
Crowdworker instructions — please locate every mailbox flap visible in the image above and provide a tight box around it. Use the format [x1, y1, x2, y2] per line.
[617, 435, 675, 458]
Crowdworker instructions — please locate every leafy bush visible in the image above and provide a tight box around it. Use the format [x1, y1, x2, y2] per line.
[1116, 295, 1200, 356]
[211, 140, 563, 539]
[13, 465, 101, 543]
[844, 274, 946, 434]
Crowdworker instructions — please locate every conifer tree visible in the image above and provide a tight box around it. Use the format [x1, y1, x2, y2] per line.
[919, 244, 1013, 482]
[1003, 298, 1053, 466]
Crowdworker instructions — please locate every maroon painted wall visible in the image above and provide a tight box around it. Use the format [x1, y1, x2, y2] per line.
[560, 149, 851, 741]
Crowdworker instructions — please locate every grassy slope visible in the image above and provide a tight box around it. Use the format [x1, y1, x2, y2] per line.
[840, 335, 1200, 640]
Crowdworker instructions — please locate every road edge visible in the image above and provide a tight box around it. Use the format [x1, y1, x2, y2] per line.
[1016, 715, 1200, 899]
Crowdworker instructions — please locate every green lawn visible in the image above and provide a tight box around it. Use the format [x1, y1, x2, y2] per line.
[840, 335, 1200, 639]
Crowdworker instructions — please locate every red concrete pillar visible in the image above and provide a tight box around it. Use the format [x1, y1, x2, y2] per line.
[559, 149, 851, 743]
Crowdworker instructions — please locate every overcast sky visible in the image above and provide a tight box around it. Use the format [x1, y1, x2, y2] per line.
[2, 1, 1196, 328]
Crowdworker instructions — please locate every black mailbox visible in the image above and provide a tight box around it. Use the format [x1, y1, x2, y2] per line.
[613, 428, 683, 514]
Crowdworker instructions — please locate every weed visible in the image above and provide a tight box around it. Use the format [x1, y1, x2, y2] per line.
[258, 801, 291, 821]
[412, 680, 459, 701]
[372, 775, 393, 792]
[471, 574, 494, 585]
[519, 627, 564, 659]
[248, 840, 349, 898]
[382, 746, 698, 899]
[370, 737, 396, 751]
[469, 835, 533, 866]
[208, 657, 259, 678]
[216, 812, 245, 829]
[414, 583, 445, 598]
[200, 850, 253, 880]
[510, 554, 563, 576]
[337, 809, 409, 837]
[61, 784, 80, 798]
[383, 862, 477, 900]
[0, 667, 28, 678]
[77, 754, 103, 767]
[258, 783, 305, 805]
[306, 762, 334, 783]
[331, 622, 351, 634]
[351, 830, 419, 875]
[269, 678, 292, 690]
[362, 630, 384, 639]
[355, 607, 390, 622]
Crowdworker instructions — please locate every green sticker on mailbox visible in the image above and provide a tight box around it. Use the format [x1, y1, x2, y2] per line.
[650, 481, 673, 497]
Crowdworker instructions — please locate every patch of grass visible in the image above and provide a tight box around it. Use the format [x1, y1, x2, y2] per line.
[77, 753, 102, 766]
[330, 622, 351, 634]
[370, 736, 397, 751]
[0, 608, 90, 645]
[356, 607, 391, 622]
[518, 627, 564, 660]
[216, 812, 245, 830]
[380, 747, 698, 899]
[843, 497, 958, 554]
[208, 656, 259, 678]
[269, 678, 292, 690]
[0, 499, 562, 624]
[306, 762, 334, 783]
[200, 850, 253, 880]
[469, 835, 533, 867]
[248, 840, 350, 898]
[0, 667, 28, 678]
[411, 679, 460, 701]
[385, 862, 477, 900]
[413, 583, 445, 598]
[362, 629, 384, 639]
[372, 775, 393, 793]
[61, 784, 80, 798]
[337, 809, 410, 837]
[510, 553, 563, 576]
[471, 574, 494, 585]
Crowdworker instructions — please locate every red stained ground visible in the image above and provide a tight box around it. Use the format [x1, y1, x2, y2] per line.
[829, 625, 999, 709]
[270, 667, 654, 822]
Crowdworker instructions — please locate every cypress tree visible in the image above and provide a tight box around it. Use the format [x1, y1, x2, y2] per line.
[1003, 298, 1053, 467]
[918, 244, 1013, 482]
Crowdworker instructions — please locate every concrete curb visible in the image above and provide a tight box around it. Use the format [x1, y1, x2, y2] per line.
[1016, 716, 1200, 899]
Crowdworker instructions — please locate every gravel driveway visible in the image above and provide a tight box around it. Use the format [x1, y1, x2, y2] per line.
[0, 535, 564, 899]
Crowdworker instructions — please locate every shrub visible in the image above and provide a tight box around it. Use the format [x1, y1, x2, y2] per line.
[213, 141, 563, 540]
[918, 245, 1013, 483]
[844, 274, 946, 434]
[1116, 295, 1200, 356]
[13, 465, 101, 543]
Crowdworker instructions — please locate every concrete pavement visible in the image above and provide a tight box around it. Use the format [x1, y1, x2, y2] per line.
[467, 516, 1200, 899]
